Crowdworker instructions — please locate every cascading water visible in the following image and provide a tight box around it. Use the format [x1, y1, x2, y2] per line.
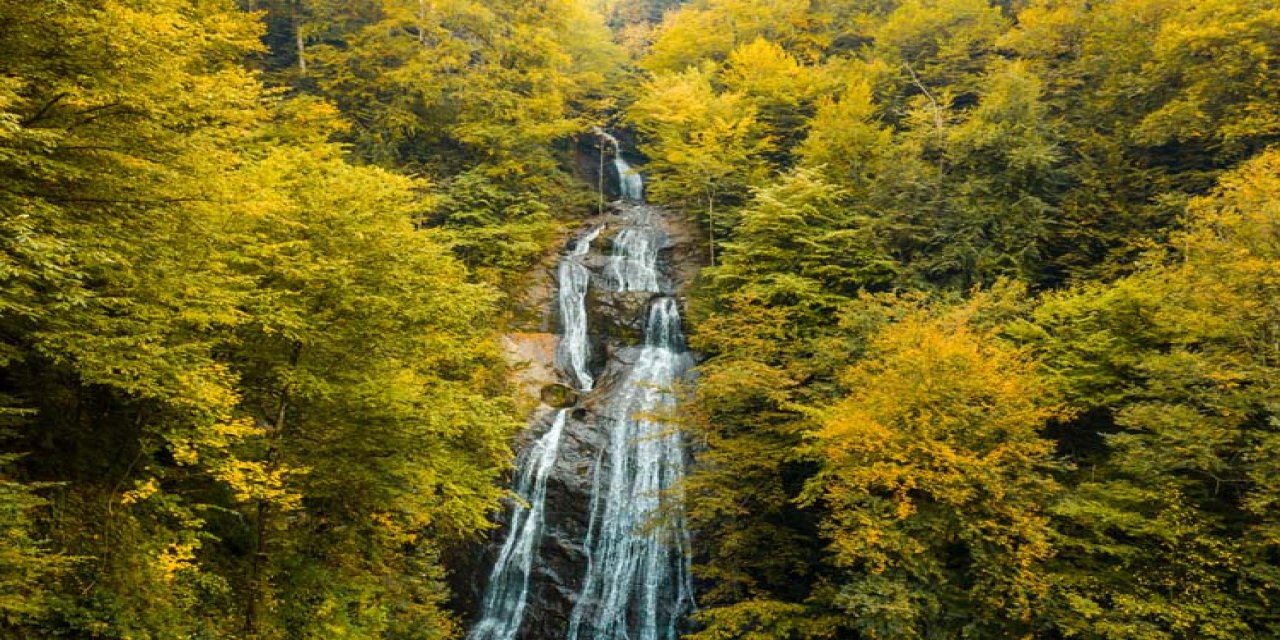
[566, 294, 694, 640]
[603, 208, 663, 293]
[615, 154, 644, 202]
[555, 226, 602, 391]
[471, 225, 601, 640]
[471, 144, 695, 640]
[470, 410, 569, 640]
[593, 126, 644, 202]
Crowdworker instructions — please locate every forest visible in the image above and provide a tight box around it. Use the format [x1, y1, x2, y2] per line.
[1, 0, 1279, 638]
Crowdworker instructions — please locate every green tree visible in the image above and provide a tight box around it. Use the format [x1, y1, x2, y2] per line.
[721, 38, 825, 165]
[0, 0, 282, 634]
[277, 0, 624, 288]
[220, 142, 517, 637]
[1001, 0, 1280, 282]
[0, 451, 66, 626]
[798, 69, 897, 192]
[643, 0, 826, 73]
[870, 0, 1009, 107]
[682, 172, 900, 640]
[0, 2, 521, 636]
[1025, 149, 1280, 637]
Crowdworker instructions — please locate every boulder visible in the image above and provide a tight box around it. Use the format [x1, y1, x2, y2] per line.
[539, 383, 579, 408]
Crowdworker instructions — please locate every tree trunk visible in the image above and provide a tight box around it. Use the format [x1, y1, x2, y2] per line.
[706, 185, 717, 267]
[244, 342, 301, 637]
[245, 500, 271, 636]
[294, 0, 307, 74]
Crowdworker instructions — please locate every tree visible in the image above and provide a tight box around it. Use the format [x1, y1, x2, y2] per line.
[1024, 149, 1280, 637]
[1000, 0, 1280, 282]
[798, 70, 897, 191]
[711, 169, 898, 300]
[300, 0, 622, 176]
[628, 63, 772, 264]
[0, 2, 522, 636]
[0, 452, 66, 626]
[0, 0, 283, 633]
[222, 142, 518, 637]
[681, 173, 897, 640]
[869, 0, 1009, 107]
[722, 38, 825, 165]
[279, 0, 624, 288]
[643, 0, 824, 74]
[809, 292, 1061, 638]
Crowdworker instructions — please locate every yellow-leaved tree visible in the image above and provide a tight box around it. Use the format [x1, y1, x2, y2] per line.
[627, 63, 772, 264]
[808, 292, 1062, 638]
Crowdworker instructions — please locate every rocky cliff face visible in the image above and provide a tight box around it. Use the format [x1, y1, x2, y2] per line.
[467, 195, 703, 639]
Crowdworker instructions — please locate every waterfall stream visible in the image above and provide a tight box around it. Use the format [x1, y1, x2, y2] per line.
[593, 127, 644, 203]
[470, 410, 570, 640]
[555, 226, 602, 391]
[615, 155, 644, 202]
[566, 293, 694, 640]
[470, 151, 693, 640]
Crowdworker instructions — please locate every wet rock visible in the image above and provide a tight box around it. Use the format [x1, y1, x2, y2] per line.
[512, 408, 606, 639]
[573, 132, 623, 201]
[586, 288, 649, 347]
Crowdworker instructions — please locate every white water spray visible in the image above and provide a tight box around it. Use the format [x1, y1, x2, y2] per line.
[615, 155, 644, 202]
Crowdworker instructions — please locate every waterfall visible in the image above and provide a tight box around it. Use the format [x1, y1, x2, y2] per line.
[566, 295, 694, 640]
[603, 209, 663, 293]
[471, 224, 601, 640]
[592, 126, 644, 202]
[472, 137, 693, 640]
[555, 226, 602, 391]
[615, 155, 644, 202]
[470, 409, 569, 640]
